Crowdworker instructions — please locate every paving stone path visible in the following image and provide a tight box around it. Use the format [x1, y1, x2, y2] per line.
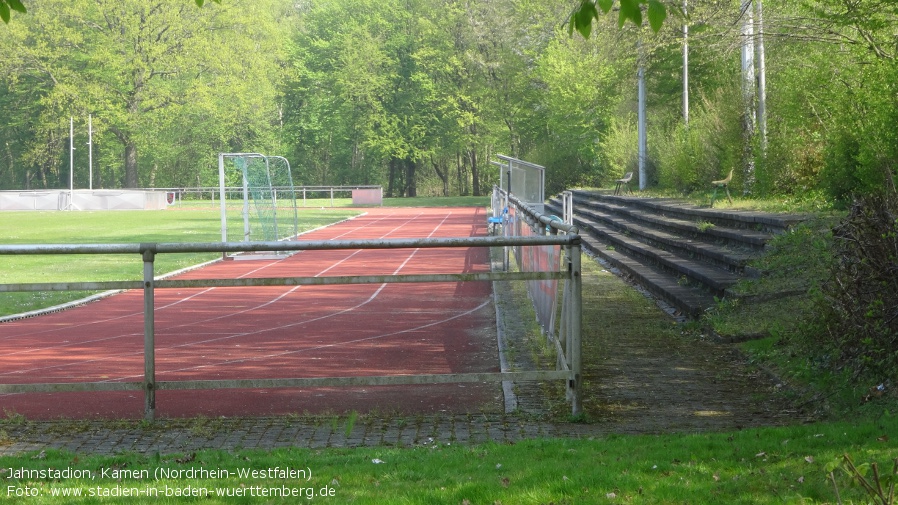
[0, 415, 606, 456]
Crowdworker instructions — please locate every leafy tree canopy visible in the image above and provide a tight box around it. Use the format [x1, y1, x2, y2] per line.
[0, 0, 221, 23]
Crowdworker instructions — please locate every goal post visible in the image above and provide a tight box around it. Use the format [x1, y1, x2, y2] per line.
[217, 153, 298, 254]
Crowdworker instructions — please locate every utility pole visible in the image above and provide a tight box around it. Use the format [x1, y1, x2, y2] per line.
[755, 0, 767, 153]
[740, 0, 756, 195]
[88, 114, 94, 190]
[69, 117, 74, 209]
[683, 0, 689, 126]
[637, 45, 647, 191]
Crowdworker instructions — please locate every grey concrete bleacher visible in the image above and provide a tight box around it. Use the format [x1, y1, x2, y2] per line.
[546, 190, 806, 319]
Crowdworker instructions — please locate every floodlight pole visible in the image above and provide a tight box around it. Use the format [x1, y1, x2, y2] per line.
[69, 117, 74, 210]
[638, 56, 647, 191]
[88, 114, 93, 191]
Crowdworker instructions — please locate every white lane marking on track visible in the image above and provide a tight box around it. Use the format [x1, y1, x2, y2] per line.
[7, 298, 490, 382]
[0, 212, 412, 377]
[0, 211, 400, 343]
[137, 211, 459, 376]
[0, 211, 465, 381]
[121, 299, 492, 380]
[160, 210, 425, 330]
[0, 210, 410, 349]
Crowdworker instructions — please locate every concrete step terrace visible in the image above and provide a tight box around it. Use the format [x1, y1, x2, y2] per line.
[546, 191, 806, 319]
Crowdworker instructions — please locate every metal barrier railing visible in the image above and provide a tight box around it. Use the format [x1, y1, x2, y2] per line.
[491, 186, 582, 409]
[0, 235, 581, 420]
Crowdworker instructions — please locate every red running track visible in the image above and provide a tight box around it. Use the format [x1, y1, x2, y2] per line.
[0, 207, 503, 419]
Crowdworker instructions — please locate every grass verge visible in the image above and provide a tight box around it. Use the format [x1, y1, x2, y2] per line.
[0, 415, 895, 504]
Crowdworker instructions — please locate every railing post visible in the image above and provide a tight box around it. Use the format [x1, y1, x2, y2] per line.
[569, 238, 583, 418]
[141, 244, 157, 421]
[563, 191, 573, 226]
[503, 200, 511, 272]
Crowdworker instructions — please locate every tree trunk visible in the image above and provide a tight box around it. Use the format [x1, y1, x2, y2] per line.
[387, 158, 397, 197]
[740, 0, 756, 195]
[469, 147, 480, 197]
[456, 150, 469, 196]
[4, 142, 14, 189]
[38, 161, 49, 189]
[124, 141, 139, 188]
[432, 155, 449, 196]
[405, 158, 417, 197]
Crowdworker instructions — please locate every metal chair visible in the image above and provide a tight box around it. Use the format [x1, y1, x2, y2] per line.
[710, 169, 734, 207]
[614, 172, 633, 195]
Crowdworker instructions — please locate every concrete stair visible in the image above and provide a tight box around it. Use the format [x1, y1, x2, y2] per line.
[545, 190, 806, 319]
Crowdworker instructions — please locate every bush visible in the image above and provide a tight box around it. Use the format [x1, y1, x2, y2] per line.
[597, 116, 638, 187]
[652, 89, 743, 195]
[816, 184, 898, 380]
[815, 61, 898, 202]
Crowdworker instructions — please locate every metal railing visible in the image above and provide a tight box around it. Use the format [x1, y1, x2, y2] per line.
[0, 234, 582, 420]
[491, 186, 583, 409]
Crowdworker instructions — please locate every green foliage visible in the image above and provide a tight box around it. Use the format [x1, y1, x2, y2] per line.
[817, 62, 898, 202]
[0, 0, 288, 189]
[653, 89, 744, 194]
[527, 26, 619, 191]
[2, 0, 898, 201]
[758, 8, 898, 201]
[0, 0, 25, 23]
[815, 189, 898, 380]
[569, 0, 668, 38]
[832, 453, 898, 505]
[598, 117, 638, 186]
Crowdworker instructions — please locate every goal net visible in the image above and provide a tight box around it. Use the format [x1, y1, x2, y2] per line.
[217, 153, 298, 252]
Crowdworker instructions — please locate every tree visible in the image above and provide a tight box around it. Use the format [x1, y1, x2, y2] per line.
[0, 0, 286, 188]
[1, 0, 222, 24]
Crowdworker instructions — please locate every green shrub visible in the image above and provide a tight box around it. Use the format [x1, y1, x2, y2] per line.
[816, 61, 898, 202]
[653, 89, 743, 195]
[814, 186, 898, 380]
[597, 116, 638, 187]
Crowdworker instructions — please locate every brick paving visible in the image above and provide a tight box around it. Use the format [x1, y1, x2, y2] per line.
[0, 414, 595, 456]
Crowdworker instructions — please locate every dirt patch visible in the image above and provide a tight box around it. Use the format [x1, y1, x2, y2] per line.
[499, 253, 811, 433]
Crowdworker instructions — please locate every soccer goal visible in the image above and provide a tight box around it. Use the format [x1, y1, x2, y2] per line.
[217, 153, 299, 257]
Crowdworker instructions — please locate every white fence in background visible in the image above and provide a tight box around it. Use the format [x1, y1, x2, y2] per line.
[0, 190, 169, 211]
